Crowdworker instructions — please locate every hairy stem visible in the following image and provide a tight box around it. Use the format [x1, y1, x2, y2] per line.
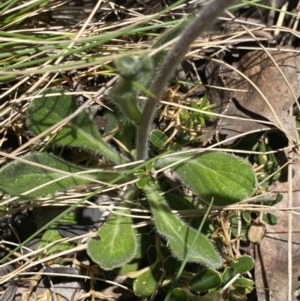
[136, 0, 236, 160]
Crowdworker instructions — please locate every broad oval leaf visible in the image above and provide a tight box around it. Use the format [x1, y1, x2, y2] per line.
[232, 277, 254, 295]
[262, 212, 278, 225]
[0, 153, 128, 198]
[150, 129, 168, 148]
[87, 208, 136, 270]
[242, 211, 252, 223]
[189, 268, 222, 291]
[144, 185, 222, 269]
[39, 228, 73, 256]
[231, 255, 254, 274]
[27, 89, 127, 164]
[0, 153, 96, 198]
[233, 278, 254, 288]
[155, 151, 256, 207]
[136, 177, 147, 189]
[222, 267, 236, 284]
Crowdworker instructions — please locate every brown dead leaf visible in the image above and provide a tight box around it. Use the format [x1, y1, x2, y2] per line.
[205, 61, 233, 117]
[255, 152, 300, 301]
[206, 50, 300, 144]
[205, 59, 270, 144]
[229, 51, 299, 141]
[217, 99, 271, 145]
[248, 219, 266, 244]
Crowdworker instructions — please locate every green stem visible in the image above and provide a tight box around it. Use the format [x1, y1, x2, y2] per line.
[136, 0, 236, 160]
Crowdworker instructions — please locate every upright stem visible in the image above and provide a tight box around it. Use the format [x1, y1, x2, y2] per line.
[136, 0, 236, 160]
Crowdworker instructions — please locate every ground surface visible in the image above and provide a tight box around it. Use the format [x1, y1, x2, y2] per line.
[1, 1, 300, 300]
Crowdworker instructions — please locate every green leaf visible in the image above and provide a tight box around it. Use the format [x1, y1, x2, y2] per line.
[109, 56, 153, 126]
[231, 255, 254, 274]
[262, 212, 278, 225]
[150, 129, 168, 148]
[144, 185, 222, 269]
[169, 288, 188, 301]
[165, 192, 201, 228]
[136, 177, 147, 189]
[230, 214, 249, 241]
[146, 161, 153, 172]
[102, 109, 120, 133]
[27, 89, 127, 165]
[0, 153, 96, 198]
[147, 177, 157, 187]
[87, 208, 136, 270]
[155, 151, 256, 207]
[116, 233, 154, 275]
[165, 192, 194, 211]
[189, 268, 222, 291]
[222, 267, 236, 283]
[133, 267, 161, 298]
[232, 277, 254, 288]
[38, 211, 77, 255]
[39, 228, 73, 256]
[242, 211, 251, 223]
[232, 278, 254, 295]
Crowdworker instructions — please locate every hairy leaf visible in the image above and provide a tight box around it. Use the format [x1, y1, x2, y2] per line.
[109, 56, 153, 126]
[155, 151, 256, 206]
[189, 268, 222, 291]
[144, 185, 222, 268]
[87, 208, 136, 270]
[0, 153, 94, 198]
[0, 153, 126, 198]
[27, 89, 127, 164]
